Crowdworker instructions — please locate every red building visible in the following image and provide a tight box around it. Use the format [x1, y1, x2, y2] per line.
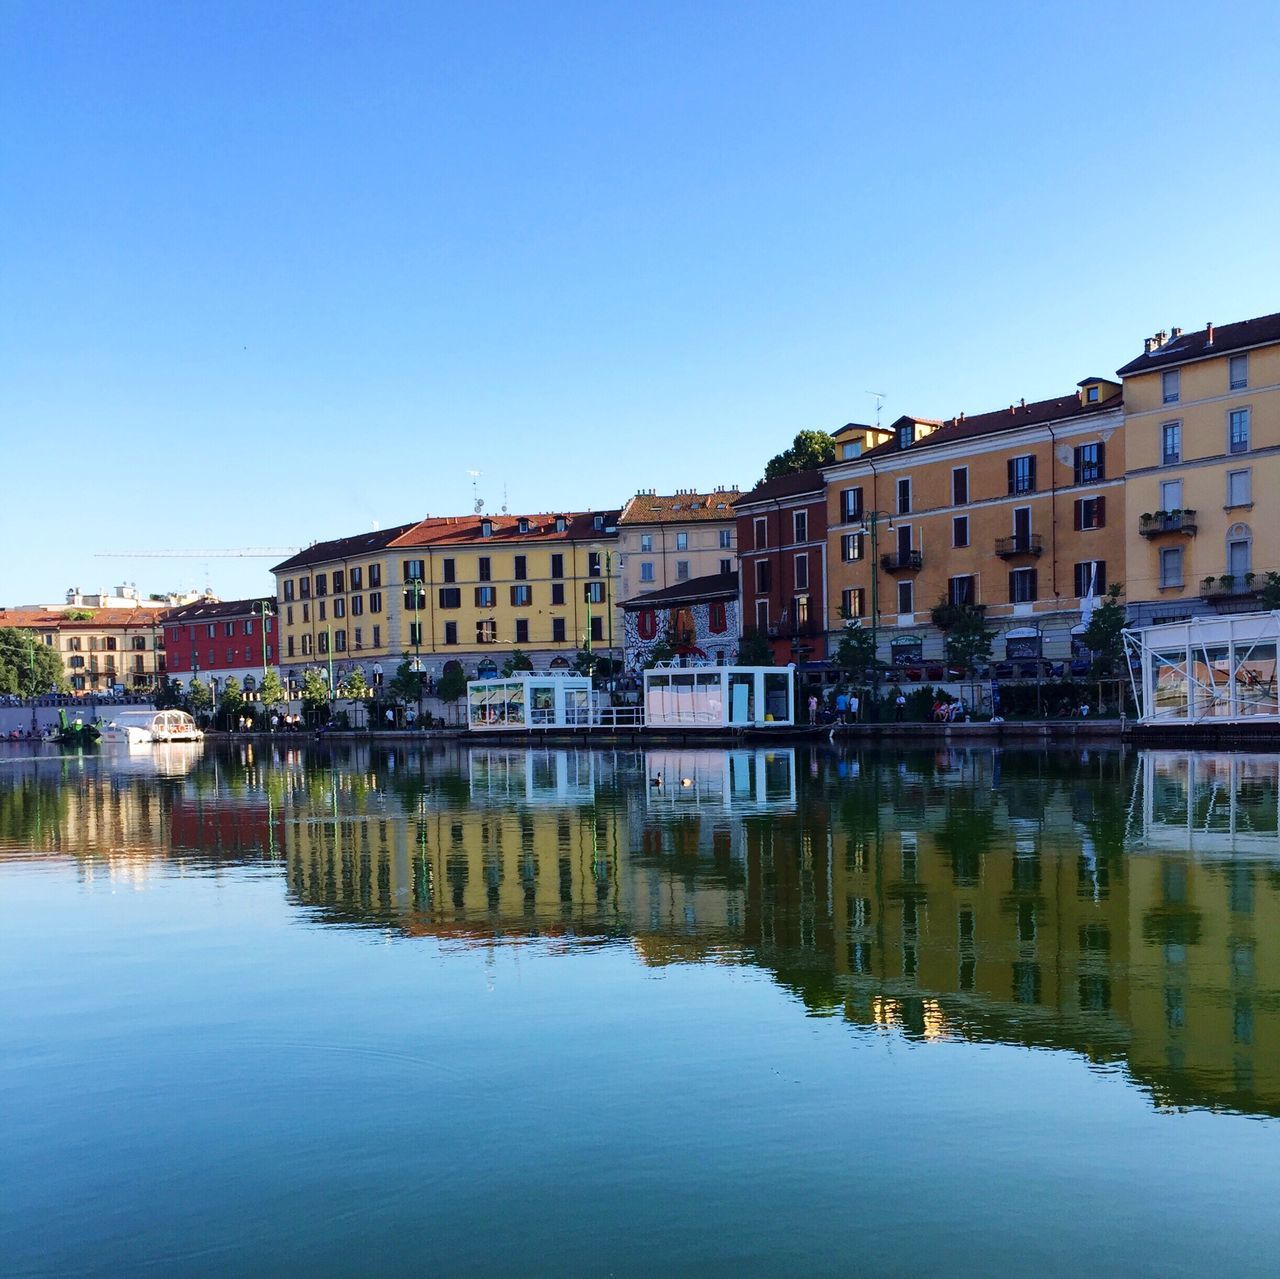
[163, 597, 278, 695]
[734, 468, 829, 664]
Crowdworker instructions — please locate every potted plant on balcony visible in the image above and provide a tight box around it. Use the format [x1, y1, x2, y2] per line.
[1202, 576, 1215, 591]
[1245, 572, 1257, 589]
[1219, 574, 1236, 591]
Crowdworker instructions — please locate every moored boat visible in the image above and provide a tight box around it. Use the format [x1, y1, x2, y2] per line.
[100, 708, 204, 746]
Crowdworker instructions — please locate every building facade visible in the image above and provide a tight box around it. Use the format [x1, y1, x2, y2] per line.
[823, 381, 1125, 669]
[162, 597, 278, 696]
[620, 571, 739, 671]
[734, 468, 830, 664]
[617, 489, 741, 600]
[1117, 312, 1280, 627]
[0, 605, 169, 693]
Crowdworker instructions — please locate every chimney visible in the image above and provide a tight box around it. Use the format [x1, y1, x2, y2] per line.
[1156, 329, 1167, 346]
[1020, 398, 1026, 409]
[1206, 322, 1214, 347]
[1144, 337, 1155, 354]
[1171, 326, 1183, 339]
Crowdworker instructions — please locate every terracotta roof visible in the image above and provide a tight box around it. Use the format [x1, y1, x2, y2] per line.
[619, 490, 742, 525]
[271, 523, 419, 574]
[734, 467, 826, 508]
[621, 571, 738, 610]
[162, 597, 276, 624]
[390, 511, 620, 548]
[1115, 311, 1280, 376]
[860, 390, 1120, 461]
[0, 606, 164, 629]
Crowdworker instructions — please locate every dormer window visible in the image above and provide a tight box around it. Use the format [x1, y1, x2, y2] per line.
[593, 514, 603, 530]
[555, 516, 566, 533]
[898, 423, 913, 449]
[517, 518, 529, 534]
[1086, 385, 1099, 403]
[481, 520, 493, 538]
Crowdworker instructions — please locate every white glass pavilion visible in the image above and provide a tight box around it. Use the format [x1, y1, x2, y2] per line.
[642, 665, 795, 728]
[1123, 611, 1280, 723]
[466, 674, 594, 731]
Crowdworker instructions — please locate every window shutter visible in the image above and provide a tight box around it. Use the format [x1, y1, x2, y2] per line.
[1007, 459, 1015, 494]
[1096, 495, 1106, 527]
[1028, 456, 1036, 490]
[1029, 569, 1038, 601]
[1073, 500, 1082, 531]
[1096, 441, 1105, 479]
[1008, 571, 1017, 602]
[1097, 561, 1106, 591]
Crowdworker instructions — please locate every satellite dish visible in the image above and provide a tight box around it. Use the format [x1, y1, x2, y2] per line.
[474, 498, 485, 513]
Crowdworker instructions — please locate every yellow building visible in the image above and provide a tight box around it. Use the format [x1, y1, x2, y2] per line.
[617, 488, 741, 600]
[823, 381, 1125, 669]
[1118, 312, 1280, 626]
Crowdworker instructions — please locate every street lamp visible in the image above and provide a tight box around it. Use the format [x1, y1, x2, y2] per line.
[408, 575, 425, 724]
[851, 510, 895, 699]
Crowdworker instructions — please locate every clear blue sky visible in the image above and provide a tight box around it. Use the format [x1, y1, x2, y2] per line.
[3, 0, 1278, 604]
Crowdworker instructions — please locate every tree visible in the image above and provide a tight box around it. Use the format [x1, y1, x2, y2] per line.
[501, 649, 534, 677]
[388, 658, 421, 705]
[761, 430, 835, 483]
[187, 677, 213, 717]
[218, 676, 245, 729]
[1081, 583, 1128, 677]
[1259, 572, 1280, 610]
[737, 629, 774, 666]
[339, 668, 369, 727]
[300, 668, 330, 726]
[643, 637, 675, 669]
[0, 628, 67, 698]
[436, 665, 467, 724]
[151, 676, 185, 709]
[572, 644, 596, 676]
[832, 624, 877, 682]
[258, 670, 286, 713]
[930, 599, 995, 675]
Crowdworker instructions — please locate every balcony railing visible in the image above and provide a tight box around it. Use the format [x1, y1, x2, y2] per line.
[994, 534, 1044, 559]
[1200, 573, 1263, 601]
[880, 550, 923, 572]
[1140, 509, 1198, 538]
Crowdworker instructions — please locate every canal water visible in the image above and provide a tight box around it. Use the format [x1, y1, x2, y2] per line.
[2, 741, 1279, 1276]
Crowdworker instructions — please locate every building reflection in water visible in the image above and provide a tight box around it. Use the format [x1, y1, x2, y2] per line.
[3, 740, 1280, 1118]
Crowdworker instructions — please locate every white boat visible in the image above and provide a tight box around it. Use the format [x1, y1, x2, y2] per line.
[100, 708, 204, 746]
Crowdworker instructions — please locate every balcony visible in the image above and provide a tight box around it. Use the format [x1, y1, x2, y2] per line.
[1200, 572, 1264, 605]
[1140, 509, 1198, 538]
[880, 550, 923, 572]
[994, 534, 1044, 559]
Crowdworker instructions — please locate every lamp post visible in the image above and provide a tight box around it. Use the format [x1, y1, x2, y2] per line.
[408, 575, 425, 724]
[853, 510, 894, 701]
[256, 600, 270, 685]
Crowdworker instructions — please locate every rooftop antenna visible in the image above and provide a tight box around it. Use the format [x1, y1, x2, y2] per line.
[468, 469, 484, 514]
[866, 391, 887, 429]
[501, 483, 509, 515]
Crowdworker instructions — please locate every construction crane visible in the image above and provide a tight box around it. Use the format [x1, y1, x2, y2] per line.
[96, 548, 300, 558]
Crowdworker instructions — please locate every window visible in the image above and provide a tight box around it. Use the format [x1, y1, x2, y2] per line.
[444, 622, 457, 645]
[676, 560, 690, 581]
[315, 573, 327, 597]
[299, 575, 311, 598]
[640, 534, 653, 553]
[334, 629, 347, 652]
[755, 560, 772, 592]
[372, 624, 381, 647]
[640, 561, 655, 582]
[283, 580, 295, 602]
[896, 580, 913, 614]
[442, 558, 455, 583]
[1086, 385, 1099, 403]
[754, 517, 767, 548]
[1162, 369, 1180, 404]
[333, 598, 346, 618]
[1228, 469, 1252, 508]
[477, 619, 497, 643]
[1228, 526, 1252, 577]
[1159, 546, 1184, 588]
[318, 631, 329, 654]
[550, 553, 564, 578]
[511, 584, 532, 606]
[332, 570, 344, 593]
[1229, 408, 1250, 454]
[794, 595, 809, 629]
[354, 627, 363, 650]
[318, 601, 326, 621]
[1008, 455, 1036, 495]
[590, 616, 604, 642]
[1074, 496, 1106, 530]
[408, 622, 422, 646]
[793, 511, 808, 543]
[896, 478, 911, 514]
[953, 516, 969, 548]
[351, 595, 364, 616]
[301, 603, 310, 622]
[517, 517, 530, 534]
[593, 514, 603, 530]
[1009, 568, 1037, 603]
[402, 560, 424, 583]
[368, 591, 382, 613]
[368, 563, 381, 588]
[949, 575, 976, 606]
[513, 555, 527, 581]
[223, 623, 233, 638]
[551, 583, 565, 605]
[404, 582, 426, 610]
[841, 532, 865, 562]
[898, 423, 914, 449]
[584, 582, 605, 604]
[1162, 423, 1181, 465]
[555, 516, 566, 533]
[1229, 353, 1249, 390]
[588, 552, 602, 576]
[755, 600, 768, 632]
[1074, 442, 1104, 484]
[481, 520, 493, 538]
[1159, 479, 1183, 511]
[133, 635, 146, 650]
[841, 487, 864, 522]
[438, 587, 461, 608]
[286, 636, 295, 658]
[350, 567, 362, 590]
[478, 556, 491, 582]
[952, 467, 969, 506]
[841, 587, 866, 618]
[515, 619, 529, 644]
[675, 531, 688, 551]
[719, 558, 731, 574]
[552, 618, 566, 642]
[719, 529, 732, 549]
[475, 586, 496, 608]
[794, 554, 809, 590]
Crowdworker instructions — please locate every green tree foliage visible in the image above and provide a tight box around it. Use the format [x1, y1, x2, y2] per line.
[338, 667, 368, 701]
[832, 624, 877, 681]
[643, 637, 675, 669]
[301, 669, 330, 725]
[0, 628, 67, 697]
[572, 644, 596, 676]
[151, 675, 185, 710]
[435, 665, 467, 724]
[761, 430, 835, 483]
[187, 677, 213, 715]
[1081, 583, 1128, 676]
[930, 600, 995, 674]
[1259, 572, 1280, 610]
[388, 658, 421, 705]
[501, 649, 534, 677]
[218, 676, 245, 728]
[62, 608, 95, 622]
[258, 670, 286, 710]
[737, 630, 775, 666]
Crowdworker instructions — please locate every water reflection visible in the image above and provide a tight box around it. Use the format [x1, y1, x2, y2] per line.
[3, 741, 1280, 1118]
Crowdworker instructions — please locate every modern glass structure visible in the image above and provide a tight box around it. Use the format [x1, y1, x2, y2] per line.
[1123, 611, 1280, 723]
[466, 674, 594, 730]
[642, 665, 795, 728]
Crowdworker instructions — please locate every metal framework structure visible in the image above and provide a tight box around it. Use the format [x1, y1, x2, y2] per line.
[1123, 611, 1280, 724]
